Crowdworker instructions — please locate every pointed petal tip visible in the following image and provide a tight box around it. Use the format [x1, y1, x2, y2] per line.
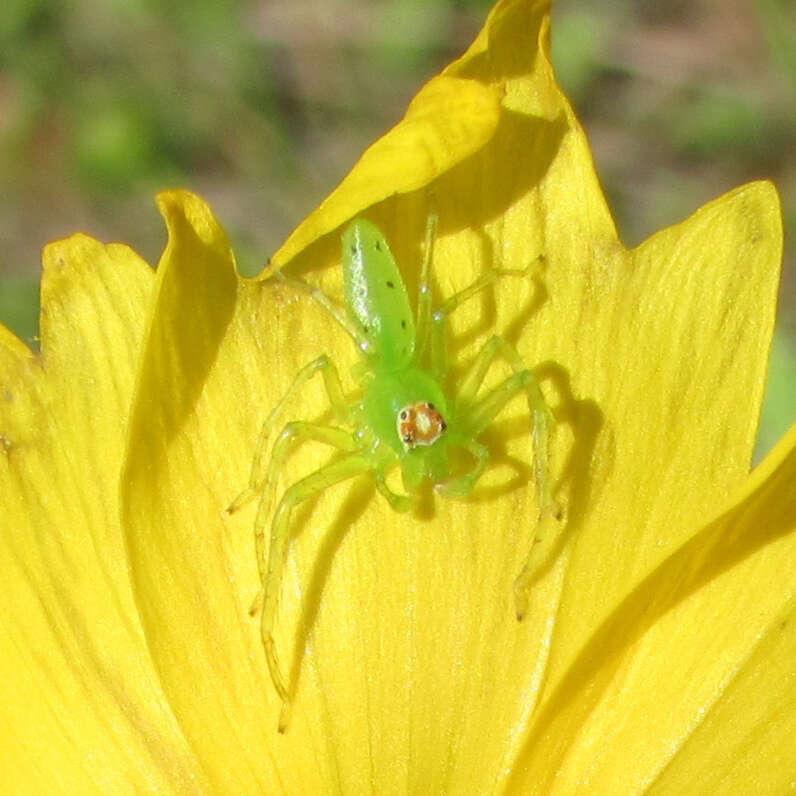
[0, 323, 34, 368]
[155, 189, 235, 263]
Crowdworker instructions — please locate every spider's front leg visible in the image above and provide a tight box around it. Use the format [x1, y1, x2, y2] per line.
[227, 354, 348, 514]
[373, 467, 416, 512]
[419, 246, 545, 380]
[249, 421, 359, 612]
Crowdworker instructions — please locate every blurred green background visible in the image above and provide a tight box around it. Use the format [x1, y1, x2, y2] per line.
[0, 0, 793, 457]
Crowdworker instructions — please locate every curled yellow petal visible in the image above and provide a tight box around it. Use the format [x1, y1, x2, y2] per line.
[509, 424, 796, 794]
[270, 75, 502, 270]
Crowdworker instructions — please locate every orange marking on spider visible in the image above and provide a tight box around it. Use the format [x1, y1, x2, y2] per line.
[397, 401, 448, 450]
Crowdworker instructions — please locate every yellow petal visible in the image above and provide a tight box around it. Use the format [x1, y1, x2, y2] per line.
[0, 235, 205, 792]
[0, 323, 33, 374]
[3, 0, 791, 791]
[246, 5, 784, 778]
[119, 191, 273, 791]
[539, 181, 784, 696]
[118, 189, 567, 791]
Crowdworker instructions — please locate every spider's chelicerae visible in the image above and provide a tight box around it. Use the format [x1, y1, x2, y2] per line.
[229, 216, 559, 730]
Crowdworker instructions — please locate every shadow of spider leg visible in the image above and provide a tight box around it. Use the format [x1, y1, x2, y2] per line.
[260, 450, 374, 732]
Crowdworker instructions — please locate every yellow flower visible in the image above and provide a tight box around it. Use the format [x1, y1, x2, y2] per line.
[2, 0, 793, 792]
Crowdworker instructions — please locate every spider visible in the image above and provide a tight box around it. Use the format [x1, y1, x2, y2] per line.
[229, 216, 558, 730]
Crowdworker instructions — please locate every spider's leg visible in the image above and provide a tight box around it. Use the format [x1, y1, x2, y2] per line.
[260, 453, 372, 731]
[456, 335, 558, 515]
[450, 335, 560, 619]
[227, 355, 348, 513]
[437, 360, 540, 500]
[249, 421, 359, 611]
[414, 212, 438, 363]
[456, 334, 508, 408]
[373, 463, 415, 512]
[456, 335, 556, 518]
[435, 437, 488, 498]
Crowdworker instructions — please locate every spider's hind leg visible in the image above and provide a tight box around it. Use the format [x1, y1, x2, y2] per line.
[273, 270, 369, 351]
[420, 247, 545, 379]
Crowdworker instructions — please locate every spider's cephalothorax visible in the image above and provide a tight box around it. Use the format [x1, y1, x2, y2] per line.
[228, 217, 558, 731]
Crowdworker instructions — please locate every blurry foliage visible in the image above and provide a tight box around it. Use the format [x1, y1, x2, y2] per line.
[0, 277, 38, 345]
[0, 0, 792, 451]
[757, 332, 796, 458]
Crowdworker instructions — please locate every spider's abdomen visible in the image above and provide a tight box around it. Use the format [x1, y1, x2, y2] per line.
[343, 220, 416, 370]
